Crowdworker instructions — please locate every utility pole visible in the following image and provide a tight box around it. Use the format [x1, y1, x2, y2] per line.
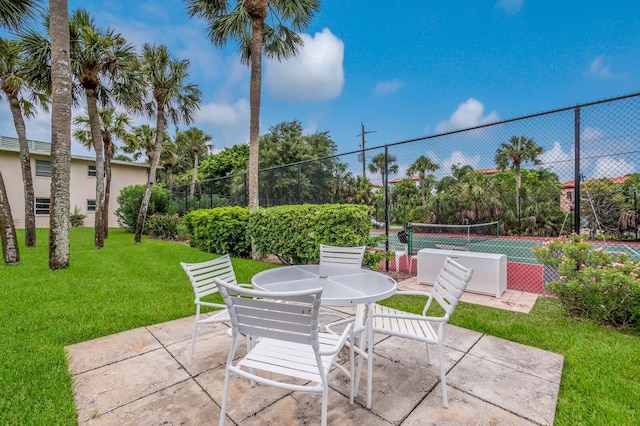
[357, 122, 376, 179]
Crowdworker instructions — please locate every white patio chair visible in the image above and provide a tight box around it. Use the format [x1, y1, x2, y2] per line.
[357, 256, 473, 408]
[180, 254, 252, 365]
[319, 244, 366, 268]
[215, 278, 354, 426]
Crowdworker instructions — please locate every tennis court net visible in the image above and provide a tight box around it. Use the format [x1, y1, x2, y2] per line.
[407, 221, 500, 252]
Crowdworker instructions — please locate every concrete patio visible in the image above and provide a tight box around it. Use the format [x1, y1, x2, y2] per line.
[66, 283, 562, 425]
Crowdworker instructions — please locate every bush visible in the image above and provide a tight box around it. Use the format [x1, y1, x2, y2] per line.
[534, 235, 640, 328]
[183, 207, 251, 258]
[146, 213, 185, 241]
[115, 184, 173, 232]
[69, 205, 87, 227]
[248, 204, 377, 265]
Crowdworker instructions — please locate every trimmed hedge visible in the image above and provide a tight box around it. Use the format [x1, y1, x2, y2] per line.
[248, 204, 374, 265]
[183, 207, 251, 258]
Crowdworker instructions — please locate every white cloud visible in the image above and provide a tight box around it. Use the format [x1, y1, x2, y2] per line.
[538, 141, 574, 182]
[374, 80, 405, 95]
[428, 150, 481, 178]
[581, 126, 604, 142]
[496, 0, 524, 14]
[265, 28, 344, 101]
[588, 55, 613, 78]
[435, 98, 499, 134]
[592, 157, 635, 179]
[196, 99, 250, 147]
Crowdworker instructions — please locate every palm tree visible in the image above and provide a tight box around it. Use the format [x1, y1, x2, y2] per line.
[407, 155, 439, 207]
[175, 127, 212, 197]
[0, 37, 48, 247]
[0, 0, 40, 30]
[48, 0, 72, 269]
[368, 152, 399, 204]
[73, 107, 131, 237]
[133, 43, 202, 244]
[160, 137, 179, 191]
[185, 0, 320, 217]
[495, 135, 543, 227]
[66, 9, 140, 249]
[123, 124, 156, 162]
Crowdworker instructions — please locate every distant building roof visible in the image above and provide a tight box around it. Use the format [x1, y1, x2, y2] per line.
[388, 176, 420, 184]
[562, 176, 629, 188]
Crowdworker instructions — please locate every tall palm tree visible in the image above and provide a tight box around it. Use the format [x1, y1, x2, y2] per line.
[185, 0, 320, 216]
[48, 0, 72, 269]
[0, 0, 42, 263]
[407, 155, 439, 207]
[66, 9, 140, 249]
[0, 37, 47, 247]
[133, 43, 201, 244]
[73, 107, 131, 237]
[175, 127, 212, 197]
[368, 152, 399, 204]
[495, 135, 543, 226]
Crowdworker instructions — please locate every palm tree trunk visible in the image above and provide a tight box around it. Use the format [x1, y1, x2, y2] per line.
[134, 106, 165, 244]
[48, 0, 72, 270]
[515, 163, 521, 227]
[85, 88, 105, 249]
[246, 1, 267, 260]
[7, 93, 35, 247]
[104, 154, 111, 238]
[0, 170, 19, 264]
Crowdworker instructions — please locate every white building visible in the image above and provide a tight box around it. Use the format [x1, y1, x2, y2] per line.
[0, 135, 149, 228]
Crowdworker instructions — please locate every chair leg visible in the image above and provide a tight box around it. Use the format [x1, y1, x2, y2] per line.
[321, 387, 328, 426]
[219, 368, 231, 426]
[188, 313, 200, 365]
[438, 343, 448, 408]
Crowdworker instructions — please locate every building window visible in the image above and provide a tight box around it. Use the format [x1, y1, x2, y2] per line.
[88, 165, 96, 177]
[35, 160, 51, 177]
[87, 199, 96, 212]
[566, 191, 573, 201]
[35, 198, 50, 215]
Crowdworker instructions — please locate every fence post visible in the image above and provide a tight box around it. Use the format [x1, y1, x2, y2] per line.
[574, 107, 581, 235]
[384, 146, 390, 271]
[298, 163, 302, 204]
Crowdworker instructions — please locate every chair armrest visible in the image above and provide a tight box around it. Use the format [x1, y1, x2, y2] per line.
[195, 300, 226, 308]
[394, 290, 432, 297]
[318, 323, 353, 356]
[373, 311, 448, 322]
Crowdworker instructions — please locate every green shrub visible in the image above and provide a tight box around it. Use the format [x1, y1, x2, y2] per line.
[115, 184, 173, 232]
[146, 213, 185, 241]
[183, 207, 251, 258]
[248, 204, 376, 265]
[534, 235, 639, 328]
[69, 205, 87, 227]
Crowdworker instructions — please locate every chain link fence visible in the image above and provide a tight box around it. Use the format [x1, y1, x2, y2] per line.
[172, 92, 640, 294]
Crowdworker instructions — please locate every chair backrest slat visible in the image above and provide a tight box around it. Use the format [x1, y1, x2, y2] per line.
[215, 278, 323, 346]
[432, 257, 474, 315]
[181, 255, 237, 298]
[319, 244, 366, 268]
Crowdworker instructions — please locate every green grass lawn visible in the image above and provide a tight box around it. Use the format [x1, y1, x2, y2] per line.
[1, 228, 638, 424]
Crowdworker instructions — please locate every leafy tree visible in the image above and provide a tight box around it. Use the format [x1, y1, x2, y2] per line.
[390, 178, 420, 227]
[185, 0, 321, 223]
[0, 37, 47, 247]
[73, 107, 131, 236]
[330, 161, 353, 203]
[407, 155, 439, 206]
[581, 178, 626, 238]
[200, 143, 249, 179]
[0, 0, 40, 30]
[175, 127, 212, 197]
[258, 121, 337, 205]
[159, 137, 179, 190]
[133, 43, 202, 244]
[123, 124, 156, 162]
[495, 135, 543, 226]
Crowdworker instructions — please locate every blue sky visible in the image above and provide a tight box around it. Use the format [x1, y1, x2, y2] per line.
[1, 0, 639, 163]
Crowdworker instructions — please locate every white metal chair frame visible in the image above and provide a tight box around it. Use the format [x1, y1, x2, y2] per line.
[357, 256, 473, 408]
[319, 244, 366, 268]
[180, 254, 252, 365]
[215, 278, 354, 426]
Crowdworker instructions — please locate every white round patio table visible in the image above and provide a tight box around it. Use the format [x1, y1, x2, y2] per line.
[252, 264, 396, 409]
